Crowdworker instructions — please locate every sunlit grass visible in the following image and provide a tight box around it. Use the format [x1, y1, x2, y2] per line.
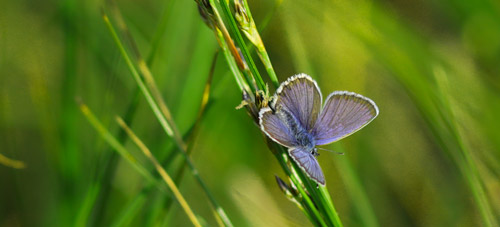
[1, 0, 499, 226]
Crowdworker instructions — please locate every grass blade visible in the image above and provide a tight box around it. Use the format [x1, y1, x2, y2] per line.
[103, 10, 233, 226]
[270, 144, 328, 227]
[234, 0, 279, 88]
[78, 101, 157, 184]
[0, 153, 25, 169]
[216, 0, 265, 90]
[116, 116, 202, 227]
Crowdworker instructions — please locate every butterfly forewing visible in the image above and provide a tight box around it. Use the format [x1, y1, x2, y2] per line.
[289, 148, 325, 185]
[313, 91, 378, 146]
[273, 74, 322, 131]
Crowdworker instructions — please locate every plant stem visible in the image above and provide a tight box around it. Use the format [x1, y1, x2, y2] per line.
[318, 186, 343, 227]
[78, 102, 157, 184]
[238, 0, 279, 88]
[272, 145, 328, 227]
[0, 153, 25, 169]
[116, 117, 202, 227]
[216, 0, 265, 90]
[103, 12, 233, 227]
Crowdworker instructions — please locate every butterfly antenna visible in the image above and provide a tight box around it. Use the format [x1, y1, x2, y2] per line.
[317, 147, 344, 155]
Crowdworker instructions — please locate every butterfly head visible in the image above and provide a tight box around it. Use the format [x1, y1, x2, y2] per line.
[311, 148, 319, 157]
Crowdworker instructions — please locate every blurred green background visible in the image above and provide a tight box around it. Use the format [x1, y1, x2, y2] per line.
[1, 0, 500, 226]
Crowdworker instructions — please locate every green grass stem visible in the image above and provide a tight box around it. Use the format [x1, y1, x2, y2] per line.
[0, 153, 25, 169]
[332, 145, 379, 227]
[116, 116, 202, 227]
[273, 151, 328, 227]
[238, 0, 279, 88]
[103, 11, 233, 226]
[78, 102, 157, 184]
[215, 0, 265, 90]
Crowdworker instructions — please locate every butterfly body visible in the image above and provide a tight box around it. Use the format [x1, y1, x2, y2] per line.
[274, 107, 316, 151]
[259, 73, 379, 185]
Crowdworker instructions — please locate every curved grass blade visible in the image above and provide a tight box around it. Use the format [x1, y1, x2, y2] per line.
[116, 116, 202, 227]
[214, 0, 265, 91]
[102, 10, 233, 226]
[234, 0, 279, 88]
[78, 101, 157, 185]
[89, 0, 175, 221]
[0, 153, 25, 169]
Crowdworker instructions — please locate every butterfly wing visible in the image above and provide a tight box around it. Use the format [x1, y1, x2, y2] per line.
[273, 73, 322, 131]
[259, 107, 298, 147]
[289, 148, 325, 185]
[313, 91, 378, 146]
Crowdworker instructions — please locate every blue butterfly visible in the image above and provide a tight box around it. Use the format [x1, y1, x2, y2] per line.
[259, 74, 379, 185]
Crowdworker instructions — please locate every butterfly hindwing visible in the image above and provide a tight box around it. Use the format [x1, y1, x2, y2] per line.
[289, 147, 325, 185]
[259, 107, 297, 147]
[313, 91, 378, 146]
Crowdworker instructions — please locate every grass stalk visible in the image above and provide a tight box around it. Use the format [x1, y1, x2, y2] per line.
[0, 153, 25, 169]
[317, 186, 343, 227]
[289, 156, 339, 227]
[109, 62, 215, 224]
[204, 0, 254, 93]
[159, 53, 217, 220]
[60, 0, 80, 183]
[103, 11, 233, 226]
[89, 0, 175, 221]
[235, 0, 279, 88]
[87, 88, 141, 226]
[75, 183, 100, 227]
[434, 69, 496, 226]
[110, 189, 149, 227]
[78, 101, 157, 184]
[109, 121, 200, 227]
[215, 0, 265, 90]
[211, 8, 259, 93]
[214, 27, 250, 92]
[349, 13, 496, 224]
[271, 145, 328, 227]
[146, 0, 175, 66]
[332, 144, 379, 227]
[116, 116, 202, 227]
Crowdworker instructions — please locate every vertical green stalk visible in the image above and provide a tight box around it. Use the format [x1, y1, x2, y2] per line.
[103, 12, 233, 226]
[60, 0, 80, 185]
[0, 153, 25, 169]
[235, 0, 279, 88]
[333, 144, 379, 227]
[216, 0, 266, 90]
[289, 157, 338, 227]
[272, 147, 328, 227]
[78, 102, 157, 184]
[203, 0, 254, 93]
[434, 69, 496, 227]
[88, 1, 177, 221]
[116, 117, 202, 227]
[86, 88, 141, 226]
[214, 28, 249, 92]
[317, 186, 343, 227]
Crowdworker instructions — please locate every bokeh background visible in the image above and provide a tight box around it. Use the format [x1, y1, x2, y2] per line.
[1, 0, 500, 226]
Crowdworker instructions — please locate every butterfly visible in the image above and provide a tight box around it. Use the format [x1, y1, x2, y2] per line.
[259, 74, 379, 185]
